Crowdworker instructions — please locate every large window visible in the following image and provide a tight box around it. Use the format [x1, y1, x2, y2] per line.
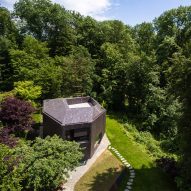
[66, 128, 89, 142]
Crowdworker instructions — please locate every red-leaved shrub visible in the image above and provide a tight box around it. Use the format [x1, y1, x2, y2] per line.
[0, 97, 35, 137]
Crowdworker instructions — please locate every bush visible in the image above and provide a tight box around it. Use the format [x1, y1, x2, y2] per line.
[0, 135, 83, 191]
[156, 157, 178, 178]
[0, 144, 23, 191]
[0, 97, 35, 137]
[124, 123, 163, 157]
[160, 137, 179, 153]
[134, 131, 162, 157]
[0, 128, 18, 147]
[0, 91, 14, 102]
[14, 81, 42, 107]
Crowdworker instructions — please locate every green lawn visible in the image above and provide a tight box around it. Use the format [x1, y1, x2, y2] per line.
[75, 150, 125, 191]
[106, 115, 177, 191]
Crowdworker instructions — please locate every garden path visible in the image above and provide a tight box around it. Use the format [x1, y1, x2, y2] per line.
[62, 134, 110, 191]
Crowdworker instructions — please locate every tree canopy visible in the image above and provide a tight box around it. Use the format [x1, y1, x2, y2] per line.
[0, 1, 191, 190]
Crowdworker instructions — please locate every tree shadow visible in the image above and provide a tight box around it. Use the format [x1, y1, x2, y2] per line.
[132, 164, 178, 191]
[84, 167, 122, 191]
[107, 112, 139, 128]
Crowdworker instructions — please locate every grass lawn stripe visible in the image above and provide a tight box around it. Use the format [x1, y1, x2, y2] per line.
[106, 115, 177, 191]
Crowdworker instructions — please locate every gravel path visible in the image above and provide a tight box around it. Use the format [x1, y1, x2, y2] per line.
[62, 134, 110, 191]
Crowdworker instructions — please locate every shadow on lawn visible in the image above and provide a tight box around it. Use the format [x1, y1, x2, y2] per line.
[83, 165, 177, 191]
[107, 112, 145, 132]
[85, 167, 121, 191]
[133, 165, 177, 191]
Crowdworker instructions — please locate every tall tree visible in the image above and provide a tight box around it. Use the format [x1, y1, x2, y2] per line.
[55, 46, 94, 97]
[10, 36, 62, 98]
[0, 7, 18, 91]
[168, 53, 191, 190]
[133, 22, 155, 55]
[14, 0, 76, 55]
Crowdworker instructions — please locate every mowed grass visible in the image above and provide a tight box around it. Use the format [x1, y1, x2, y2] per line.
[75, 150, 124, 191]
[106, 115, 177, 191]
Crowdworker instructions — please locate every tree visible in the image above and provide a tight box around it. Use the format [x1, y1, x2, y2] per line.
[0, 136, 83, 191]
[154, 6, 191, 88]
[0, 7, 18, 91]
[168, 53, 191, 190]
[133, 22, 155, 55]
[74, 15, 104, 57]
[9, 36, 63, 99]
[98, 42, 127, 109]
[0, 97, 35, 137]
[56, 46, 94, 97]
[14, 81, 42, 103]
[34, 62, 62, 99]
[97, 35, 139, 110]
[154, 6, 191, 47]
[14, 0, 76, 55]
[22, 35, 49, 59]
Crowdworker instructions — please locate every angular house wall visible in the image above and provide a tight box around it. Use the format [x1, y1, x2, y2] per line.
[64, 123, 91, 159]
[42, 97, 106, 160]
[90, 111, 106, 158]
[43, 114, 63, 138]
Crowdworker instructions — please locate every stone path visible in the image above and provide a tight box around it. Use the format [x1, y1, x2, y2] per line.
[108, 146, 136, 191]
[62, 136, 135, 191]
[62, 134, 110, 191]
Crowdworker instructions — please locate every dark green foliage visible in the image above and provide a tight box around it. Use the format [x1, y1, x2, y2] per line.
[0, 144, 23, 191]
[168, 53, 191, 191]
[9, 36, 63, 98]
[1, 1, 191, 190]
[156, 157, 178, 178]
[0, 136, 83, 191]
[74, 15, 104, 57]
[0, 7, 18, 91]
[14, 0, 76, 55]
[56, 46, 94, 97]
[133, 22, 155, 54]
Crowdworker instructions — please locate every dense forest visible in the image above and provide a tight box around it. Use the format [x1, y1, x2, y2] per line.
[0, 0, 191, 190]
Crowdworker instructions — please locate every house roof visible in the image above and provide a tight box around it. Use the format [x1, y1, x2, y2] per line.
[43, 97, 105, 125]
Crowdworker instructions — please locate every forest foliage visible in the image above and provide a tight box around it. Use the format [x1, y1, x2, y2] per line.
[0, 1, 191, 190]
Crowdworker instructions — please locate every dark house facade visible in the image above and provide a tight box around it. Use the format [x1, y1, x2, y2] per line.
[42, 97, 106, 159]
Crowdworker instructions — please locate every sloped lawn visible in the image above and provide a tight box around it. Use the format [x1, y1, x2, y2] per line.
[106, 115, 177, 191]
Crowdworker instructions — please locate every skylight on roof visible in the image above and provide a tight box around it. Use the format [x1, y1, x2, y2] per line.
[68, 102, 91, 109]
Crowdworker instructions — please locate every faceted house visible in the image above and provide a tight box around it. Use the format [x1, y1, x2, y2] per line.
[42, 97, 106, 159]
